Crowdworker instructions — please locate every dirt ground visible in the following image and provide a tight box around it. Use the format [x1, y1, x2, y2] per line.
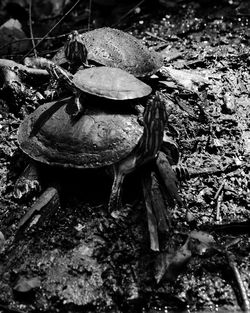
[0, 1, 249, 313]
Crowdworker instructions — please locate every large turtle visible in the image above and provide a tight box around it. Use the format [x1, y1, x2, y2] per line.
[53, 27, 164, 77]
[14, 92, 182, 243]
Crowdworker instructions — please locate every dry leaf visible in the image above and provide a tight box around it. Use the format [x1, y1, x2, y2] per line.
[14, 276, 41, 293]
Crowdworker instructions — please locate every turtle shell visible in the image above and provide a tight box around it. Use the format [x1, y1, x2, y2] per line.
[18, 98, 143, 168]
[73, 67, 152, 100]
[53, 27, 163, 77]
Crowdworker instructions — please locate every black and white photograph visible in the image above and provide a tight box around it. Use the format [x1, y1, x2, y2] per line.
[0, 0, 249, 312]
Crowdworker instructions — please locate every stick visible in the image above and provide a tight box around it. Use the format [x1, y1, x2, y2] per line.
[28, 0, 37, 57]
[22, 0, 82, 60]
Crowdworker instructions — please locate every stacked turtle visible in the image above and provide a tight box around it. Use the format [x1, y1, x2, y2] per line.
[15, 28, 181, 250]
[24, 27, 164, 117]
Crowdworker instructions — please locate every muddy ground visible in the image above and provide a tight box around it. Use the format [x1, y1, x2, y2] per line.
[0, 1, 249, 313]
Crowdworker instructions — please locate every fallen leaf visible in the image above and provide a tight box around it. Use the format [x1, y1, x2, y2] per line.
[161, 66, 210, 93]
[13, 276, 41, 293]
[188, 230, 216, 255]
[155, 240, 192, 283]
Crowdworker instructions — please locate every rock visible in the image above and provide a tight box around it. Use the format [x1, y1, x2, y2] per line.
[0, 18, 30, 55]
[223, 92, 236, 114]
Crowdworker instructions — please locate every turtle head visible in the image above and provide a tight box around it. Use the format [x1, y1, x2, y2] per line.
[65, 30, 88, 66]
[141, 92, 168, 158]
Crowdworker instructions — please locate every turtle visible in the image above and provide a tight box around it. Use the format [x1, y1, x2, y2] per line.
[52, 27, 164, 77]
[14, 92, 181, 239]
[24, 57, 152, 117]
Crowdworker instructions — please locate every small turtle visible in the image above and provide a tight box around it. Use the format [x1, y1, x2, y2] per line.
[14, 92, 178, 238]
[24, 57, 152, 116]
[53, 27, 163, 77]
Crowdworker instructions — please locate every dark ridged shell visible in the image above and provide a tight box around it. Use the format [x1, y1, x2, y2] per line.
[18, 98, 143, 168]
[73, 67, 152, 100]
[53, 27, 163, 77]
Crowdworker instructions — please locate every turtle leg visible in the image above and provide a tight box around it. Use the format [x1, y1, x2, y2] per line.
[14, 161, 41, 199]
[108, 155, 136, 212]
[134, 104, 144, 126]
[108, 92, 168, 211]
[66, 90, 85, 118]
[73, 90, 84, 115]
[108, 166, 125, 212]
[15, 184, 60, 240]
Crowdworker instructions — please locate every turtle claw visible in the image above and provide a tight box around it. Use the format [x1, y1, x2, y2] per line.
[14, 178, 40, 199]
[66, 103, 82, 118]
[14, 163, 41, 199]
[173, 165, 190, 181]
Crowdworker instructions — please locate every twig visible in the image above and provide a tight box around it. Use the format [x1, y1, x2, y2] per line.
[188, 163, 247, 178]
[226, 251, 250, 313]
[214, 179, 225, 222]
[215, 191, 223, 223]
[213, 220, 250, 234]
[28, 0, 37, 57]
[145, 31, 169, 44]
[214, 180, 225, 201]
[87, 0, 92, 31]
[22, 0, 82, 60]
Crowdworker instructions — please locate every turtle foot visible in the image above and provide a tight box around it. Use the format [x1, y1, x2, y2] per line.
[14, 177, 40, 199]
[65, 99, 85, 120]
[173, 165, 190, 182]
[14, 163, 41, 199]
[107, 194, 122, 214]
[107, 166, 125, 213]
